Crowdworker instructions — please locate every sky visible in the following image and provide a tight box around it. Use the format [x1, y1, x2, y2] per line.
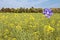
[0, 0, 60, 8]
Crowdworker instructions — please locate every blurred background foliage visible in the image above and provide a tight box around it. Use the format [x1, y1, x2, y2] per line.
[0, 7, 60, 13]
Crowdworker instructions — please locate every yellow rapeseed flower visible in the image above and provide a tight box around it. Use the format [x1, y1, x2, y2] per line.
[8, 37, 11, 40]
[24, 14, 27, 16]
[5, 29, 9, 32]
[40, 39, 42, 40]
[0, 15, 5, 20]
[58, 21, 60, 23]
[34, 22, 39, 26]
[12, 38, 17, 40]
[0, 16, 2, 19]
[2, 15, 5, 18]
[9, 23, 14, 28]
[33, 26, 37, 27]
[29, 25, 36, 28]
[4, 35, 8, 38]
[0, 38, 3, 40]
[29, 25, 33, 27]
[5, 15, 8, 19]
[16, 25, 22, 31]
[30, 15, 35, 20]
[57, 23, 60, 26]
[33, 32, 38, 35]
[14, 14, 18, 17]
[44, 25, 55, 34]
[32, 31, 39, 40]
[24, 19, 28, 23]
[4, 29, 9, 35]
[47, 26, 55, 32]
[56, 37, 60, 40]
[4, 21, 8, 25]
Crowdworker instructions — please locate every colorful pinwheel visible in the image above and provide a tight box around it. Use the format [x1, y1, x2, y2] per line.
[43, 8, 53, 18]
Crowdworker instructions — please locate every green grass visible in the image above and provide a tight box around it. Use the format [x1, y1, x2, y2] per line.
[0, 13, 60, 40]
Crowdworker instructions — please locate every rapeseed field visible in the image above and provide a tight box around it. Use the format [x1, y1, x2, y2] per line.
[0, 13, 60, 40]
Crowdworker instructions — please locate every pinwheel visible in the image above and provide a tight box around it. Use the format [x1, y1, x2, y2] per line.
[43, 8, 53, 29]
[43, 8, 53, 18]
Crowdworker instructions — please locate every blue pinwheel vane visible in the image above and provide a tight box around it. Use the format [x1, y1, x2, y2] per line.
[43, 8, 53, 18]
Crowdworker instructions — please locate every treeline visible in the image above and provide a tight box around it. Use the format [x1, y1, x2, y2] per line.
[0, 7, 60, 13]
[51, 8, 60, 13]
